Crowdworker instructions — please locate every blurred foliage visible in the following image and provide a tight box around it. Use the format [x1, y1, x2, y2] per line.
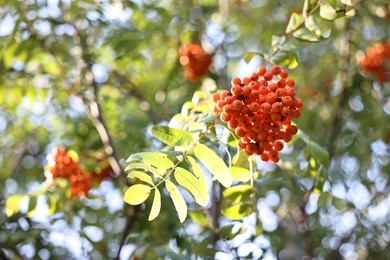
[0, 0, 390, 259]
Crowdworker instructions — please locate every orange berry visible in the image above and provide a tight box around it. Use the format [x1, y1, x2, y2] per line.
[266, 92, 278, 104]
[242, 85, 251, 97]
[223, 104, 233, 113]
[246, 131, 258, 141]
[286, 88, 296, 97]
[251, 90, 260, 99]
[279, 70, 288, 79]
[228, 119, 238, 129]
[212, 93, 220, 103]
[231, 85, 242, 96]
[270, 155, 280, 163]
[243, 77, 251, 85]
[263, 71, 273, 81]
[260, 153, 270, 162]
[258, 86, 268, 95]
[252, 122, 263, 133]
[260, 102, 272, 113]
[216, 100, 226, 110]
[267, 133, 277, 142]
[231, 77, 241, 85]
[257, 66, 266, 76]
[249, 102, 260, 112]
[224, 96, 234, 104]
[220, 91, 229, 100]
[270, 112, 282, 122]
[238, 140, 246, 149]
[258, 131, 268, 141]
[293, 98, 303, 108]
[270, 65, 281, 75]
[274, 140, 284, 151]
[268, 83, 278, 92]
[242, 122, 252, 132]
[235, 127, 247, 138]
[232, 100, 243, 110]
[286, 79, 295, 87]
[275, 88, 286, 97]
[271, 102, 283, 113]
[277, 79, 286, 88]
[281, 107, 290, 117]
[259, 79, 268, 87]
[250, 72, 259, 81]
[220, 112, 231, 122]
[282, 96, 293, 106]
[249, 114, 260, 123]
[248, 81, 259, 90]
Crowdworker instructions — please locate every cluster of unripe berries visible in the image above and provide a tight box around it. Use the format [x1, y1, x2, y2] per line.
[360, 38, 390, 83]
[179, 43, 213, 82]
[45, 148, 111, 197]
[212, 65, 302, 163]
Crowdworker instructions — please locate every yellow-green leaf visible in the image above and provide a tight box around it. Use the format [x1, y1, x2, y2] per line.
[125, 163, 163, 178]
[148, 188, 161, 221]
[189, 210, 208, 226]
[127, 152, 174, 170]
[230, 167, 251, 182]
[187, 156, 208, 188]
[286, 12, 303, 33]
[243, 52, 258, 63]
[222, 203, 253, 220]
[151, 126, 194, 147]
[320, 2, 337, 20]
[166, 180, 187, 223]
[293, 28, 319, 42]
[194, 144, 232, 188]
[128, 171, 155, 185]
[124, 184, 152, 205]
[174, 167, 209, 207]
[223, 185, 252, 202]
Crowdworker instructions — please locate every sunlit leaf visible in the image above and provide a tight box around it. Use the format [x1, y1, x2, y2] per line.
[320, 2, 337, 20]
[124, 184, 152, 205]
[174, 167, 209, 207]
[151, 126, 194, 147]
[293, 28, 319, 42]
[305, 16, 321, 36]
[5, 195, 26, 217]
[187, 156, 208, 191]
[223, 185, 252, 202]
[222, 203, 253, 220]
[148, 188, 161, 221]
[230, 167, 251, 182]
[126, 152, 174, 170]
[194, 144, 232, 188]
[128, 171, 155, 185]
[189, 210, 209, 226]
[286, 12, 303, 33]
[125, 163, 164, 177]
[27, 195, 37, 217]
[166, 180, 187, 223]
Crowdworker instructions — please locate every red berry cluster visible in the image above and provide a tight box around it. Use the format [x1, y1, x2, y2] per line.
[212, 66, 302, 163]
[179, 43, 213, 82]
[360, 38, 390, 83]
[45, 148, 112, 197]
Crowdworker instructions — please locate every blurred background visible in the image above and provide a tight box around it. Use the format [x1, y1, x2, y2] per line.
[0, 0, 389, 259]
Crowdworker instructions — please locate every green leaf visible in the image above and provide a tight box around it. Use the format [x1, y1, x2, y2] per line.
[5, 195, 26, 217]
[222, 203, 253, 220]
[286, 12, 303, 33]
[124, 184, 152, 205]
[232, 150, 250, 169]
[148, 188, 161, 221]
[174, 167, 209, 207]
[271, 35, 284, 50]
[187, 156, 208, 192]
[223, 185, 252, 202]
[320, 2, 337, 20]
[341, 0, 353, 5]
[128, 171, 155, 185]
[47, 193, 57, 215]
[297, 130, 330, 167]
[270, 50, 299, 69]
[125, 163, 164, 178]
[230, 167, 251, 182]
[166, 180, 187, 223]
[126, 152, 174, 170]
[189, 210, 209, 226]
[220, 224, 240, 240]
[194, 144, 232, 188]
[305, 16, 321, 36]
[293, 28, 319, 42]
[151, 126, 194, 147]
[243, 52, 258, 63]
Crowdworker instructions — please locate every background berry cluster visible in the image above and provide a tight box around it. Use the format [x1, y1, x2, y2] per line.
[212, 66, 302, 163]
[45, 148, 111, 196]
[179, 43, 213, 82]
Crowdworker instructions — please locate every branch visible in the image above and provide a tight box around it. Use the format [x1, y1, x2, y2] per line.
[115, 205, 140, 260]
